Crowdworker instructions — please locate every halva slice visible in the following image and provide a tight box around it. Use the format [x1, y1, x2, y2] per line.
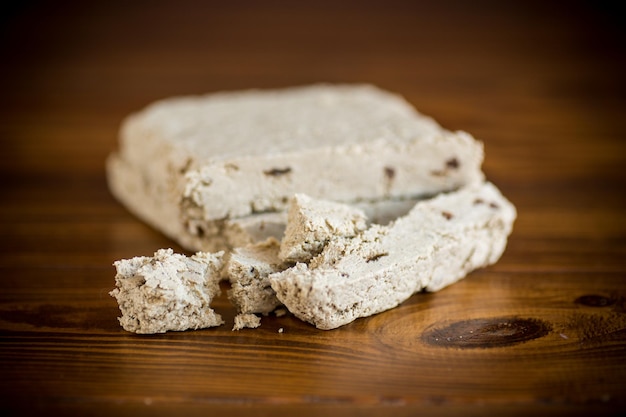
[269, 182, 516, 330]
[110, 248, 224, 334]
[107, 83, 484, 252]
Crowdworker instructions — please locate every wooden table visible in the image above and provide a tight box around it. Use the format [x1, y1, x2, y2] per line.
[1, 1, 625, 415]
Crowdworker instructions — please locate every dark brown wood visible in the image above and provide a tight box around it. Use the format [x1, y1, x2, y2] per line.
[1, 1, 625, 415]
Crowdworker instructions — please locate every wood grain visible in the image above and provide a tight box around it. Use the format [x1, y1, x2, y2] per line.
[1, 1, 625, 416]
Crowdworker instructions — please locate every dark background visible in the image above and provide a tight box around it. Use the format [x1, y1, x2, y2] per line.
[1, 1, 624, 188]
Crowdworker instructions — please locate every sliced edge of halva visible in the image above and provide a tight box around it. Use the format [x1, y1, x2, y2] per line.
[107, 152, 414, 254]
[109, 248, 225, 334]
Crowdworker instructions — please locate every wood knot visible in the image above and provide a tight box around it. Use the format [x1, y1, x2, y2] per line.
[575, 294, 615, 308]
[422, 317, 551, 349]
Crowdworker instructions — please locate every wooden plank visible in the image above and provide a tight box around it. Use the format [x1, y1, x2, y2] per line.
[0, 1, 625, 415]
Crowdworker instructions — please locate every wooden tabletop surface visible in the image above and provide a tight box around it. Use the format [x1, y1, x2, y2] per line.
[1, 1, 625, 416]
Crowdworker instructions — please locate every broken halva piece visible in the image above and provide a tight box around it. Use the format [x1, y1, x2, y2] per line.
[232, 313, 262, 331]
[227, 237, 288, 317]
[110, 248, 224, 334]
[269, 182, 516, 330]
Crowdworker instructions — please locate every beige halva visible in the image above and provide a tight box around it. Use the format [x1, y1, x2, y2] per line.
[108, 84, 516, 332]
[107, 84, 484, 252]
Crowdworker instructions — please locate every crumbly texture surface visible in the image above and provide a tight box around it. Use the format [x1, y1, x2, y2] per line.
[107, 155, 419, 254]
[227, 197, 386, 316]
[269, 182, 517, 330]
[279, 193, 368, 263]
[107, 155, 287, 254]
[107, 83, 484, 253]
[109, 248, 224, 334]
[227, 238, 290, 315]
[232, 313, 262, 331]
